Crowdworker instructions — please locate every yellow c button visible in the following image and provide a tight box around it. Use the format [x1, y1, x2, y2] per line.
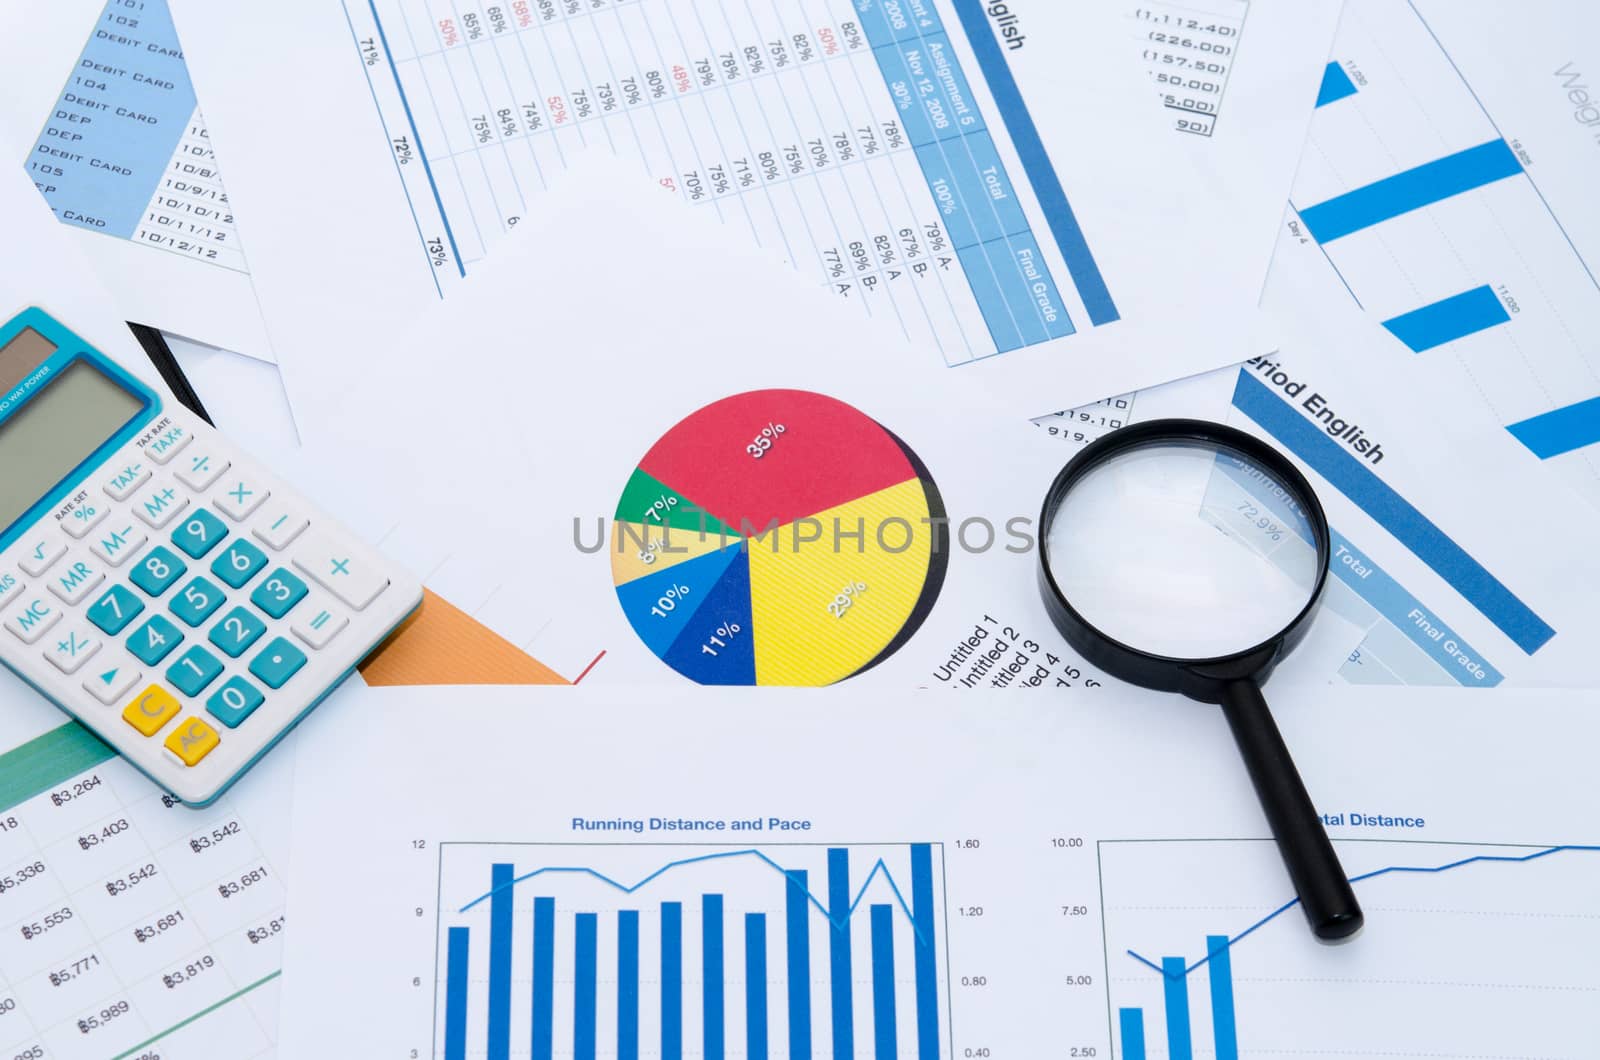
[122, 686, 180, 737]
[164, 716, 220, 767]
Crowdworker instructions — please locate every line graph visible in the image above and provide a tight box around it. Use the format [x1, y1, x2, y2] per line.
[1099, 838, 1600, 1058]
[435, 842, 952, 1060]
[457, 846, 929, 944]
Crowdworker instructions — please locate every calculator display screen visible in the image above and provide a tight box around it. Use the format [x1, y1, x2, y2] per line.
[0, 360, 144, 534]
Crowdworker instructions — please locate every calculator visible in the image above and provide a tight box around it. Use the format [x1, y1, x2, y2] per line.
[0, 308, 422, 806]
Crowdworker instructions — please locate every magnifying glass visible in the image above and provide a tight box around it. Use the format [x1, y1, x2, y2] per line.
[1037, 419, 1362, 941]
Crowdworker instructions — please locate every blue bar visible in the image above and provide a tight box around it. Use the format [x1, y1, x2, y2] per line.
[1206, 937, 1239, 1060]
[1161, 958, 1193, 1060]
[1316, 62, 1358, 106]
[961, 131, 1031, 240]
[618, 911, 640, 1060]
[1326, 529, 1503, 685]
[870, 904, 898, 1059]
[827, 849, 855, 1059]
[488, 863, 514, 1060]
[704, 894, 726, 1060]
[852, 0, 894, 41]
[1382, 286, 1509, 352]
[948, 0, 1118, 324]
[1508, 395, 1600, 459]
[574, 913, 597, 1060]
[532, 897, 555, 1060]
[891, 34, 985, 143]
[1118, 1008, 1146, 1060]
[746, 913, 769, 1060]
[913, 143, 980, 249]
[785, 870, 813, 1059]
[956, 243, 1023, 352]
[662, 902, 683, 1060]
[910, 844, 940, 1060]
[869, 43, 937, 148]
[1299, 140, 1522, 242]
[990, 232, 1076, 344]
[444, 927, 470, 1060]
[1232, 369, 1556, 653]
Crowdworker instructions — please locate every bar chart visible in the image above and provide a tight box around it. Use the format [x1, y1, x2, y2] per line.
[432, 841, 951, 1059]
[1289, 0, 1600, 507]
[1099, 838, 1600, 1057]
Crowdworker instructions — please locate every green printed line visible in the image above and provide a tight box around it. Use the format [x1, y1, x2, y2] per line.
[0, 721, 116, 813]
[111, 969, 282, 1059]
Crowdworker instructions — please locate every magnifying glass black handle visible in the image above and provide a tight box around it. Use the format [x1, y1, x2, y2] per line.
[1220, 680, 1363, 941]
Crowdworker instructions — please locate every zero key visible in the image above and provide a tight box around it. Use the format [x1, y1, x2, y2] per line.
[291, 530, 388, 610]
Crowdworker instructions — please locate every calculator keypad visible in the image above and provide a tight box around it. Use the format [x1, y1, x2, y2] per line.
[2, 404, 415, 806]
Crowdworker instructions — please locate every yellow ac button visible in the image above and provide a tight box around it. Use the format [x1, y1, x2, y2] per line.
[164, 716, 220, 767]
[122, 685, 180, 737]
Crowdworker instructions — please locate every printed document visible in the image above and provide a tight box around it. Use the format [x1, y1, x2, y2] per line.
[275, 681, 1600, 1058]
[169, 0, 1321, 422]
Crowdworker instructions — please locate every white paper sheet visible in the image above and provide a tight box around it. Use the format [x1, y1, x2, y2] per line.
[245, 163, 1361, 687]
[0, 0, 274, 360]
[275, 680, 1600, 1058]
[1284, 0, 1600, 511]
[169, 0, 1304, 428]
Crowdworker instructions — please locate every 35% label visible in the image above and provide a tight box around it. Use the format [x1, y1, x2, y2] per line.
[746, 421, 786, 459]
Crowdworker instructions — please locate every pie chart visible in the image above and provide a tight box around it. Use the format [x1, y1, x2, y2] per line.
[610, 390, 948, 685]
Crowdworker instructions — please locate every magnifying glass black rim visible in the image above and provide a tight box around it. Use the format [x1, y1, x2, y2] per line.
[1037, 418, 1332, 700]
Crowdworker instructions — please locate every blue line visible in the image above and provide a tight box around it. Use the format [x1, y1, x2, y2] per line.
[340, 2, 442, 299]
[1232, 370, 1556, 653]
[946, 0, 1118, 324]
[1129, 844, 1600, 979]
[1405, 0, 1600, 296]
[366, 0, 466, 277]
[1315, 62, 1358, 107]
[1299, 140, 1522, 243]
[457, 847, 929, 944]
[1507, 395, 1600, 459]
[1380, 284, 1509, 352]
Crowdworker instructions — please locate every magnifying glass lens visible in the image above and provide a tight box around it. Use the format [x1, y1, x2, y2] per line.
[1044, 440, 1321, 659]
